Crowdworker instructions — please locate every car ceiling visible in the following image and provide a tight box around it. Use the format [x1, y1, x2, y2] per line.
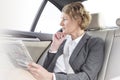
[48, 0, 86, 11]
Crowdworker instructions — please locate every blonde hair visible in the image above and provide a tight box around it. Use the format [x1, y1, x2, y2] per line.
[62, 2, 91, 30]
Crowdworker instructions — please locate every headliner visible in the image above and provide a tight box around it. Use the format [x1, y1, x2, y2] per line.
[48, 0, 86, 11]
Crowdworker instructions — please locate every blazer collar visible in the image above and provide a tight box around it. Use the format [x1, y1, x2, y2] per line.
[69, 33, 91, 63]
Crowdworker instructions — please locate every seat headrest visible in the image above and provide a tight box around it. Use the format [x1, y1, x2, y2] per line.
[86, 13, 105, 31]
[116, 18, 120, 27]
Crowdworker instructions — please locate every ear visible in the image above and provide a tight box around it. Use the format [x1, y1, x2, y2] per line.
[77, 17, 82, 26]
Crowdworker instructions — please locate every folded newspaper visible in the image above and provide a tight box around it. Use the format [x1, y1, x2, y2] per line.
[4, 40, 33, 68]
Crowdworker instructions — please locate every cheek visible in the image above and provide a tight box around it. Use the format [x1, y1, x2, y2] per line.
[65, 23, 71, 31]
[63, 26, 73, 34]
[63, 21, 74, 33]
[64, 21, 71, 27]
[62, 24, 70, 34]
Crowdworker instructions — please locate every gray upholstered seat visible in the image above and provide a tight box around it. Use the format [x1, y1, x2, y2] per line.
[87, 13, 120, 80]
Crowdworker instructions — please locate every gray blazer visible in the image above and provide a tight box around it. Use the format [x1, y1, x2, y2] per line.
[43, 33, 104, 80]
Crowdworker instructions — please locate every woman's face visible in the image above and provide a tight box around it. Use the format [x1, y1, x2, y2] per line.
[60, 13, 81, 35]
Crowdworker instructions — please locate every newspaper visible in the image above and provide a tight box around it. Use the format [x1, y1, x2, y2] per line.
[4, 40, 33, 68]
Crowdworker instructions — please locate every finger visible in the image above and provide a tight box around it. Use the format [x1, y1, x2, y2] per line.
[56, 32, 65, 39]
[54, 33, 59, 39]
[29, 70, 40, 79]
[28, 66, 42, 76]
[61, 33, 66, 38]
[28, 67, 43, 80]
[28, 66, 37, 72]
[55, 32, 61, 39]
[28, 62, 40, 69]
[63, 33, 67, 37]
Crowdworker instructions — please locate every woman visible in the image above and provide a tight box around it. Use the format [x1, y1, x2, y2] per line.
[28, 2, 104, 80]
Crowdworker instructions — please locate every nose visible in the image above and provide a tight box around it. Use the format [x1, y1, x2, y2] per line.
[60, 20, 64, 26]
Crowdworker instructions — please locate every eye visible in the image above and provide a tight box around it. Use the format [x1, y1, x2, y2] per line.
[63, 18, 68, 21]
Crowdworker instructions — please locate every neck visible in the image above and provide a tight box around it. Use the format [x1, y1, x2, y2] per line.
[71, 30, 84, 40]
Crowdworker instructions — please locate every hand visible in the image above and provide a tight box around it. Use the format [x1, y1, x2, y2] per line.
[28, 62, 53, 80]
[50, 32, 66, 51]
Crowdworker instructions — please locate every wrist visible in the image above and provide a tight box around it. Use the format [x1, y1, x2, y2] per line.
[49, 49, 57, 53]
[49, 43, 59, 51]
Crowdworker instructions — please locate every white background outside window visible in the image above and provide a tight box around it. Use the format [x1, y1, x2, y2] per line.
[0, 0, 120, 33]
[35, 1, 61, 34]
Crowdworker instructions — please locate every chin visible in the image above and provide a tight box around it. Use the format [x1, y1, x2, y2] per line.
[62, 31, 67, 34]
[62, 30, 69, 34]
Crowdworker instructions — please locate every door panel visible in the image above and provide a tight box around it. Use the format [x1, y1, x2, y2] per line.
[23, 41, 51, 62]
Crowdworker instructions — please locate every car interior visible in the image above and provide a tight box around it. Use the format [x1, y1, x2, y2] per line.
[0, 0, 120, 80]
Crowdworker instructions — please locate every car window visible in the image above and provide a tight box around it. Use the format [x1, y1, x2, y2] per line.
[35, 1, 61, 34]
[0, 0, 42, 31]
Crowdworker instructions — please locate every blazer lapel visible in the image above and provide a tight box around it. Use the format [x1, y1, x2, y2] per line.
[69, 33, 90, 64]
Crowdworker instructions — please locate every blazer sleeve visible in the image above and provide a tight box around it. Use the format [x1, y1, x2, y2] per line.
[55, 37, 105, 80]
[43, 40, 66, 69]
[43, 51, 56, 69]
